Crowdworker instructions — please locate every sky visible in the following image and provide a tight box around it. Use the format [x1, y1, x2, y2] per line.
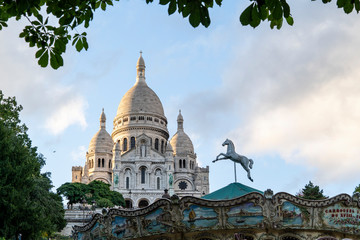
[1, 1, 360, 197]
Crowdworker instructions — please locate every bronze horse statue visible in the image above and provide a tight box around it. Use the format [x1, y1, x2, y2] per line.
[213, 139, 254, 182]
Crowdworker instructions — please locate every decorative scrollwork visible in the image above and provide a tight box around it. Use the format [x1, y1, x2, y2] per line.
[273, 192, 352, 207]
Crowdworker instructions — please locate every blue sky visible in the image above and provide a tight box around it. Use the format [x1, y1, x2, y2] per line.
[1, 1, 360, 197]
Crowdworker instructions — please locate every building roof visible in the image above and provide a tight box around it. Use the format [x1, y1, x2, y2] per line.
[201, 182, 263, 200]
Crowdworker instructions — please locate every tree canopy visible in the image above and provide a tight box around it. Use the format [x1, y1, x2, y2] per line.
[57, 180, 125, 208]
[296, 181, 328, 200]
[0, 0, 358, 69]
[0, 90, 66, 239]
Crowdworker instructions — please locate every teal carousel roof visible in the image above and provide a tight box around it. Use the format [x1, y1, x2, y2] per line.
[202, 182, 263, 200]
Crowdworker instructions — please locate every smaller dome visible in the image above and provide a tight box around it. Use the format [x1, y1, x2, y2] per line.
[89, 110, 113, 153]
[89, 129, 113, 153]
[170, 110, 194, 155]
[170, 131, 194, 155]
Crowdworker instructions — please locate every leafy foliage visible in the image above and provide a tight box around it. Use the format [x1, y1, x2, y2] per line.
[296, 181, 328, 200]
[354, 184, 360, 194]
[0, 90, 66, 239]
[0, 0, 358, 69]
[57, 180, 125, 208]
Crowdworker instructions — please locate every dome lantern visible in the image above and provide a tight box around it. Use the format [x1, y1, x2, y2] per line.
[177, 110, 184, 131]
[100, 108, 106, 129]
[136, 51, 146, 81]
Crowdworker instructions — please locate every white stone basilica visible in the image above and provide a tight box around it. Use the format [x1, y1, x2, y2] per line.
[72, 53, 209, 208]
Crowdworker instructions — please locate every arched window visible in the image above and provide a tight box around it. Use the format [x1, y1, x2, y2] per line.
[179, 159, 182, 168]
[102, 158, 104, 168]
[126, 177, 130, 189]
[123, 138, 128, 151]
[161, 140, 164, 153]
[98, 158, 100, 167]
[108, 160, 111, 168]
[130, 137, 135, 149]
[140, 167, 146, 184]
[155, 138, 159, 151]
[138, 199, 149, 208]
[157, 177, 160, 189]
[183, 159, 186, 169]
[125, 199, 133, 209]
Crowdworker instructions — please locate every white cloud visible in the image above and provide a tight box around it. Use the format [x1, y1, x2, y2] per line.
[45, 96, 88, 135]
[0, 19, 88, 136]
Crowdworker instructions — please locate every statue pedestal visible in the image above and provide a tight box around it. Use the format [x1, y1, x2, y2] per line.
[169, 188, 174, 196]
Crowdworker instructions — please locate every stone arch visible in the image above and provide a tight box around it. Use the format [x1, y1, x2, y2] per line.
[138, 198, 149, 208]
[124, 198, 133, 209]
[150, 164, 165, 173]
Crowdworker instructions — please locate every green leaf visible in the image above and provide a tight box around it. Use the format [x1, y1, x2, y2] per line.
[337, 0, 346, 8]
[285, 16, 294, 25]
[159, 0, 171, 5]
[344, 1, 354, 13]
[75, 38, 83, 52]
[168, 0, 177, 15]
[273, 1, 283, 20]
[83, 38, 89, 50]
[182, 5, 191, 17]
[101, 1, 106, 11]
[259, 5, 269, 20]
[189, 6, 201, 27]
[50, 51, 63, 69]
[355, 0, 360, 12]
[35, 48, 46, 58]
[250, 5, 261, 28]
[38, 49, 49, 67]
[281, 0, 291, 18]
[240, 4, 253, 26]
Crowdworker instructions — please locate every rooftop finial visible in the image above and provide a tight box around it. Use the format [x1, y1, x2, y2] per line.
[177, 109, 184, 131]
[136, 51, 146, 81]
[100, 108, 106, 128]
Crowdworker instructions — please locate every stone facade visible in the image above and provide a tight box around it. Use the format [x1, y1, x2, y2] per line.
[72, 53, 209, 208]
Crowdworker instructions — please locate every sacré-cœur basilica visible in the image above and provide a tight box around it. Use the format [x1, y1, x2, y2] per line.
[71, 53, 210, 208]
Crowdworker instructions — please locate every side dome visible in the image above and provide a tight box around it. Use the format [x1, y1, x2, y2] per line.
[89, 109, 113, 153]
[170, 110, 194, 155]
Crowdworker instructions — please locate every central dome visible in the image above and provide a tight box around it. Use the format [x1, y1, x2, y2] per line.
[116, 80, 165, 117]
[116, 53, 165, 118]
[112, 53, 169, 141]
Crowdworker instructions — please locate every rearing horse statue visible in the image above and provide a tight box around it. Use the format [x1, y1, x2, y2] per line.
[213, 139, 254, 182]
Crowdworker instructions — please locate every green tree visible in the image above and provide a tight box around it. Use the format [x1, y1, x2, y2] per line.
[0, 90, 66, 239]
[296, 181, 328, 200]
[57, 180, 125, 208]
[354, 184, 360, 194]
[0, 0, 358, 69]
